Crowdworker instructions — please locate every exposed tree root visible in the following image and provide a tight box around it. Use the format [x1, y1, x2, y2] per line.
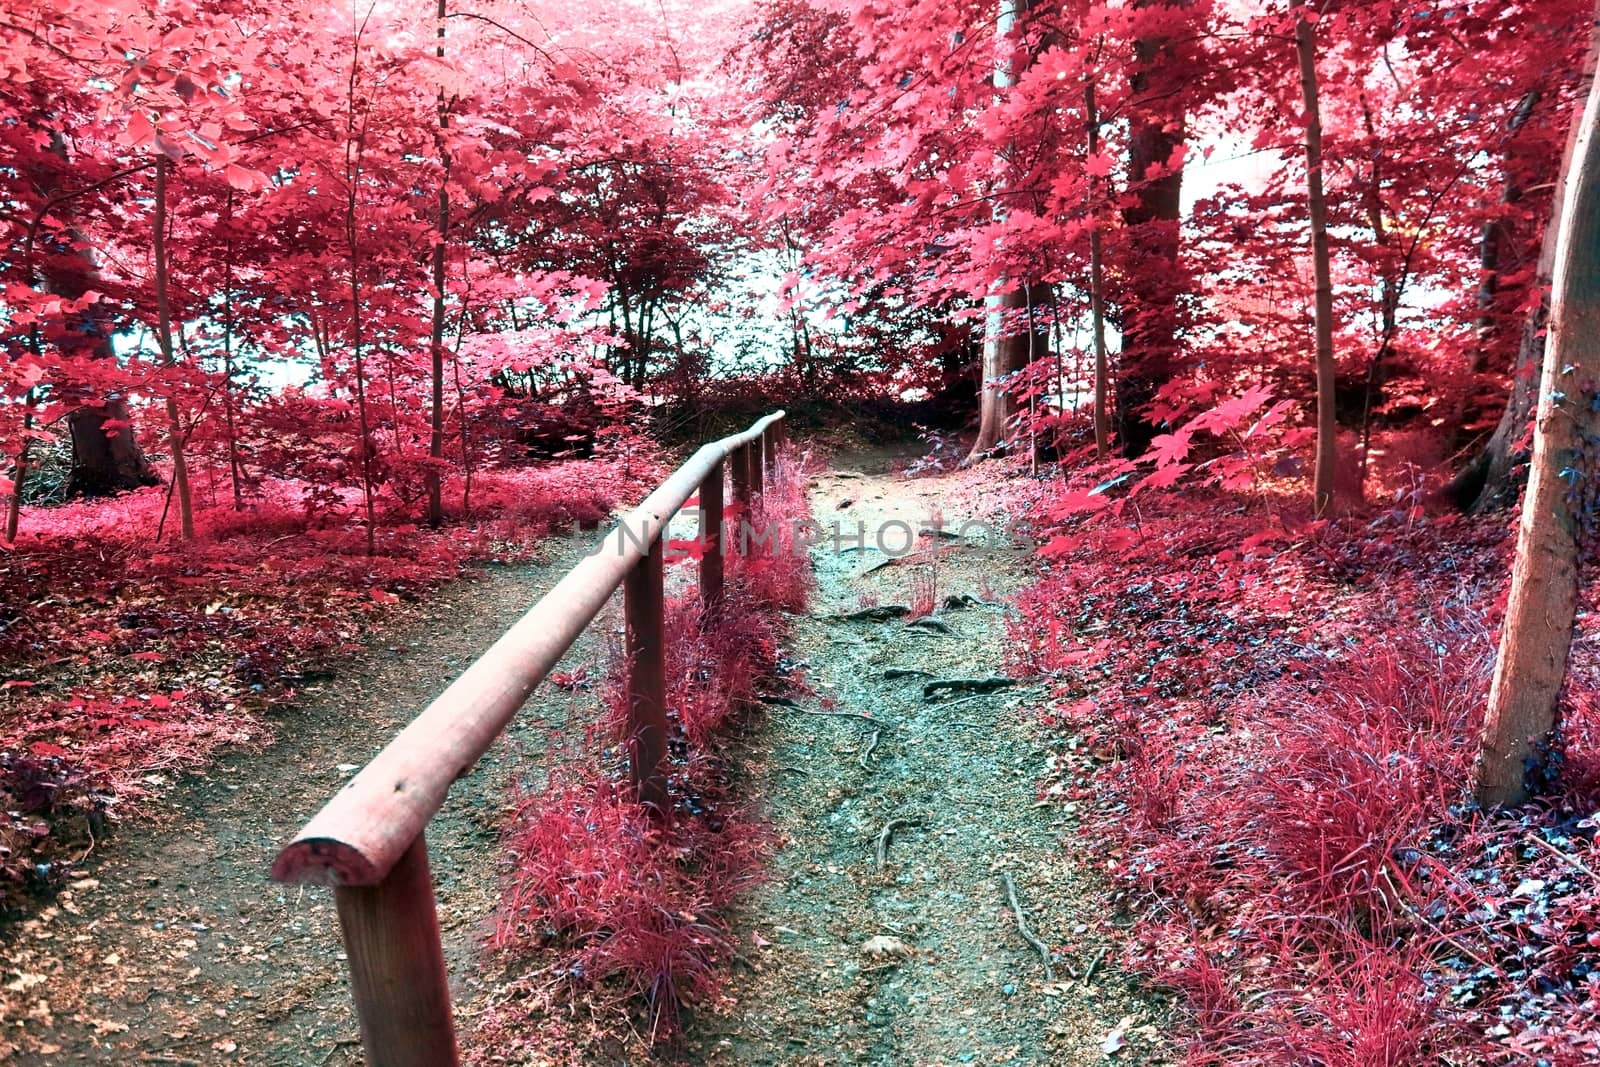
[875, 817, 919, 870]
[1001, 871, 1057, 982]
[831, 605, 911, 622]
[923, 677, 1017, 700]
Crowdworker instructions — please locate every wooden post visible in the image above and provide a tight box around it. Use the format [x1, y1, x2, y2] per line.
[699, 458, 724, 620]
[333, 834, 459, 1067]
[731, 442, 752, 508]
[729, 444, 752, 564]
[751, 432, 765, 499]
[625, 536, 668, 808]
[764, 425, 781, 485]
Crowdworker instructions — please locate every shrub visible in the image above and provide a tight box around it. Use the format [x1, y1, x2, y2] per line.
[1010, 471, 1596, 1064]
[494, 763, 766, 1040]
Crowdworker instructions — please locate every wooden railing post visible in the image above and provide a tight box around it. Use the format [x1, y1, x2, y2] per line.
[751, 431, 765, 499]
[729, 444, 752, 562]
[699, 458, 724, 620]
[763, 425, 779, 481]
[334, 833, 459, 1067]
[625, 535, 668, 808]
[730, 442, 752, 508]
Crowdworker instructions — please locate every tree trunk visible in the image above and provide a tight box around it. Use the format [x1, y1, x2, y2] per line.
[1356, 93, 1398, 496]
[5, 388, 35, 542]
[1297, 16, 1342, 516]
[347, 25, 378, 556]
[1116, 0, 1191, 457]
[1086, 73, 1111, 458]
[1475, 60, 1600, 808]
[1448, 309, 1547, 512]
[153, 156, 195, 540]
[64, 400, 159, 496]
[967, 0, 1024, 464]
[25, 134, 158, 498]
[220, 194, 245, 511]
[1452, 18, 1600, 513]
[426, 0, 449, 529]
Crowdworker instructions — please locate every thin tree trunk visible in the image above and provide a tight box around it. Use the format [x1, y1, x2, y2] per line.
[1297, 16, 1341, 516]
[153, 156, 195, 540]
[5, 386, 35, 542]
[1475, 65, 1600, 808]
[967, 0, 1021, 464]
[426, 0, 449, 528]
[1356, 93, 1397, 497]
[221, 199, 245, 511]
[1085, 74, 1111, 459]
[347, 20, 378, 556]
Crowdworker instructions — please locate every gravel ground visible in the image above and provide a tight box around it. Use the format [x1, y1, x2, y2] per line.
[688, 451, 1168, 1066]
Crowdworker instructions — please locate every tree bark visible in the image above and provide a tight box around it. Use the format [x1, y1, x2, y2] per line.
[152, 156, 195, 540]
[1297, 16, 1342, 516]
[1475, 59, 1600, 808]
[1116, 0, 1191, 457]
[967, 0, 1033, 463]
[5, 388, 35, 542]
[1452, 16, 1600, 513]
[347, 20, 378, 556]
[220, 191, 245, 511]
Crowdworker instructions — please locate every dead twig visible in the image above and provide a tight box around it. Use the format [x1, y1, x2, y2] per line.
[1002, 872, 1057, 981]
[319, 1038, 362, 1065]
[785, 707, 894, 727]
[876, 817, 919, 870]
[925, 692, 1000, 715]
[1081, 946, 1107, 985]
[1528, 833, 1600, 882]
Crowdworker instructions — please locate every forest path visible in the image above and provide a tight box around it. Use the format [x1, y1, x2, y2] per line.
[4, 536, 611, 1066]
[693, 452, 1162, 1066]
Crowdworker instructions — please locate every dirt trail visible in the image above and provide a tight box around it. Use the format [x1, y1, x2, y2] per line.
[692, 452, 1162, 1066]
[3, 537, 611, 1066]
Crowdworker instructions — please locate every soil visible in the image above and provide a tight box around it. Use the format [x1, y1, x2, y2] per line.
[688, 450, 1166, 1066]
[2, 451, 1167, 1065]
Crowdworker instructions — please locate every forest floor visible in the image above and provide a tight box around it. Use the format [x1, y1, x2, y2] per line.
[0, 536, 614, 1065]
[687, 451, 1165, 1066]
[3, 450, 1167, 1065]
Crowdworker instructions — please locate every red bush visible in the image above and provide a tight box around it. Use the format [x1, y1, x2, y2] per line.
[493, 762, 766, 1040]
[728, 447, 816, 614]
[1012, 470, 1600, 1064]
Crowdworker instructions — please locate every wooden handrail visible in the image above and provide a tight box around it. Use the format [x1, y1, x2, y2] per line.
[271, 409, 785, 888]
[271, 411, 788, 1067]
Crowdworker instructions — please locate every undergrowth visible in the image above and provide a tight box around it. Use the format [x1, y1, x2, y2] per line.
[0, 457, 653, 916]
[1014, 474, 1600, 1065]
[479, 445, 815, 1059]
